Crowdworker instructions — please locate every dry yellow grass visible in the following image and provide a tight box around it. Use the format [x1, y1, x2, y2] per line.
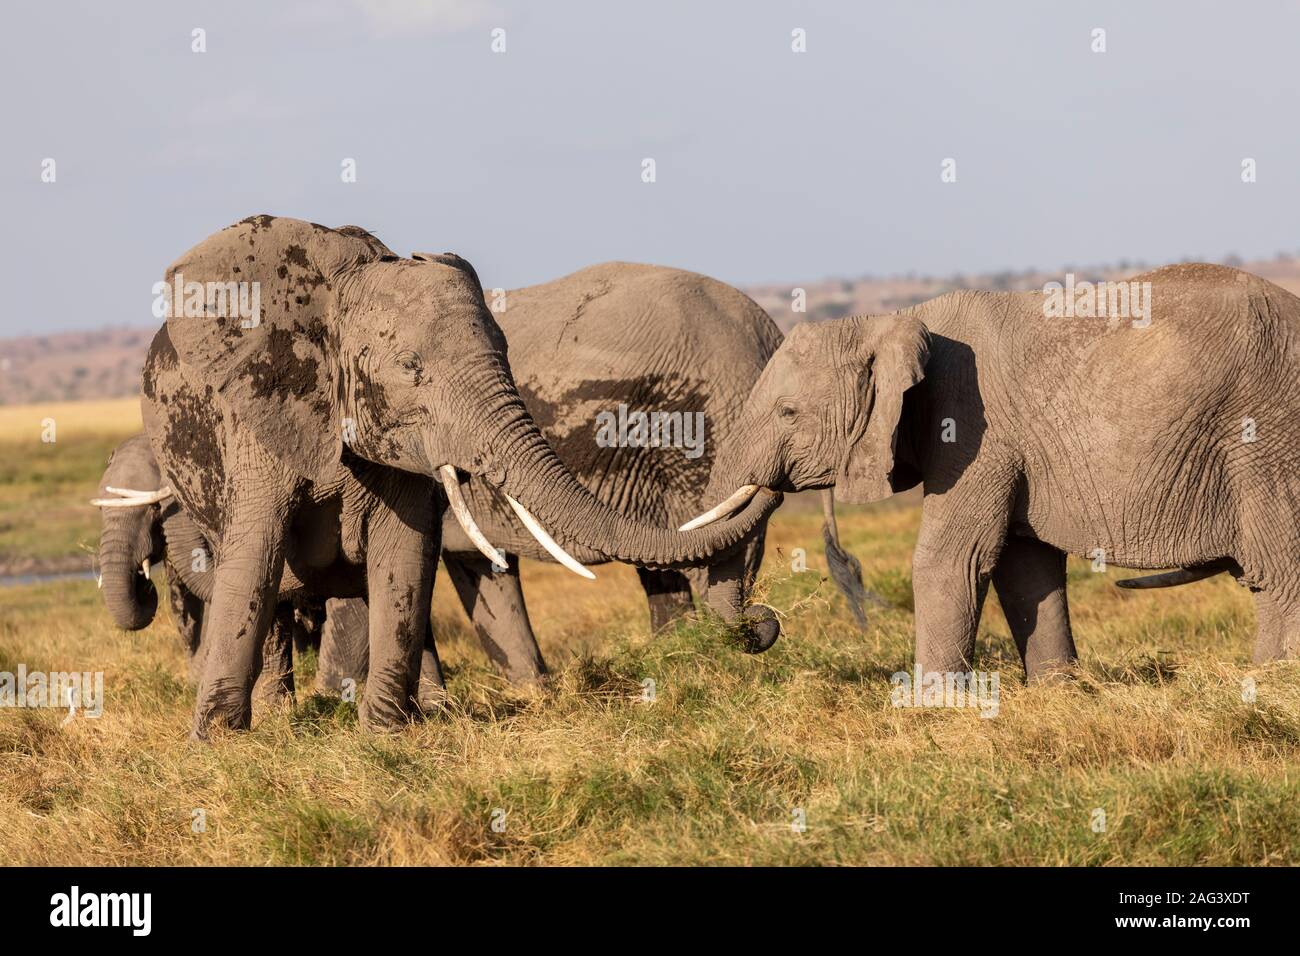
[0, 398, 142, 571]
[0, 396, 141, 443]
[0, 399, 1297, 865]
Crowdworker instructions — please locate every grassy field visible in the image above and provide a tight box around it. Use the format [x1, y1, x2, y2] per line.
[0, 400, 1297, 865]
[0, 397, 141, 574]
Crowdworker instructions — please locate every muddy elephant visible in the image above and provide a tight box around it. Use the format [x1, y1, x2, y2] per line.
[685, 263, 1300, 674]
[143, 215, 776, 737]
[316, 262, 872, 687]
[92, 433, 318, 696]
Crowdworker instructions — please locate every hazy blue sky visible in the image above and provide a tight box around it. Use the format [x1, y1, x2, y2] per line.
[3, 0, 1298, 333]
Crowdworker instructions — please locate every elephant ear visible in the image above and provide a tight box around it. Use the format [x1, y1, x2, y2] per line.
[836, 316, 929, 504]
[411, 251, 483, 293]
[164, 216, 392, 481]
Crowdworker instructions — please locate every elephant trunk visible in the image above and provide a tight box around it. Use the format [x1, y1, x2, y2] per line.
[98, 521, 158, 631]
[448, 368, 780, 569]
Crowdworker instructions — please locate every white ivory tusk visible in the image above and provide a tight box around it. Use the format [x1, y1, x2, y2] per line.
[96, 573, 103, 590]
[678, 484, 760, 531]
[438, 465, 507, 570]
[502, 494, 596, 580]
[142, 559, 151, 579]
[92, 486, 173, 507]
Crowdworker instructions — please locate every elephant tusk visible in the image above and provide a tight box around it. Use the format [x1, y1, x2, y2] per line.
[438, 465, 508, 571]
[142, 559, 151, 579]
[96, 573, 103, 590]
[502, 494, 596, 580]
[678, 485, 760, 531]
[91, 486, 173, 508]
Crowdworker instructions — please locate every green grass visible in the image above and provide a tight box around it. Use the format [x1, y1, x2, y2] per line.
[0, 397, 140, 569]
[0, 399, 1296, 865]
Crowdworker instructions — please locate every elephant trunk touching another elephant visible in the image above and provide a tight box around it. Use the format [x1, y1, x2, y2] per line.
[687, 263, 1300, 673]
[143, 216, 782, 737]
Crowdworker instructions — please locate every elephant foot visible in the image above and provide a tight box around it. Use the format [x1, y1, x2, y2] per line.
[1024, 658, 1079, 684]
[726, 604, 781, 654]
[414, 679, 450, 718]
[358, 689, 414, 734]
[254, 677, 296, 709]
[190, 687, 253, 740]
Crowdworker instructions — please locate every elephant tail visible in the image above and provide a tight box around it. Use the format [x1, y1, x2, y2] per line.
[1115, 559, 1234, 590]
[820, 489, 883, 631]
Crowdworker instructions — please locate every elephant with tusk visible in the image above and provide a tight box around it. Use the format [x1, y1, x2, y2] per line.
[684, 263, 1300, 673]
[143, 216, 776, 738]
[317, 262, 873, 690]
[92, 432, 325, 698]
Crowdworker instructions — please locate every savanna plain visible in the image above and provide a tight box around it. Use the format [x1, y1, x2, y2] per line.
[0, 398, 1296, 865]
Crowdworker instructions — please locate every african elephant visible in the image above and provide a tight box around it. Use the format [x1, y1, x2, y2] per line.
[685, 263, 1300, 674]
[92, 433, 314, 697]
[317, 262, 870, 688]
[143, 215, 777, 738]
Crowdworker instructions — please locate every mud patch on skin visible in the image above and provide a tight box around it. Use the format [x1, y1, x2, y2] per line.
[143, 327, 228, 537]
[516, 373, 714, 489]
[284, 244, 311, 271]
[242, 327, 322, 401]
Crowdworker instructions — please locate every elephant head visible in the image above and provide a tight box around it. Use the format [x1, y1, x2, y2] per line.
[160, 215, 775, 569]
[91, 433, 168, 629]
[687, 315, 929, 525]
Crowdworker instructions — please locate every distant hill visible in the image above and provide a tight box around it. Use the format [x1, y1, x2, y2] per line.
[746, 253, 1300, 334]
[4, 254, 1300, 405]
[0, 326, 154, 406]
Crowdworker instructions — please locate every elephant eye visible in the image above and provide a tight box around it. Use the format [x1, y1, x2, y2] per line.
[778, 402, 798, 421]
[396, 350, 424, 377]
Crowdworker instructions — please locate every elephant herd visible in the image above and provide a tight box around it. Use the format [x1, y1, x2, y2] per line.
[94, 215, 1300, 740]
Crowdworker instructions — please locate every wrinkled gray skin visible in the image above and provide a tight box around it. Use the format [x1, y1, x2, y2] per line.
[443, 263, 786, 678]
[320, 263, 870, 687]
[95, 433, 316, 698]
[143, 216, 776, 738]
[706, 263, 1300, 674]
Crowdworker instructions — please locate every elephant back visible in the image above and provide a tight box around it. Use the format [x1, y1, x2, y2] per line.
[458, 262, 781, 533]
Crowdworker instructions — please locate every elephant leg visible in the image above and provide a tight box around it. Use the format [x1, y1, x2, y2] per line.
[636, 567, 694, 633]
[360, 506, 437, 733]
[189, 608, 211, 686]
[165, 563, 203, 658]
[1250, 588, 1284, 663]
[292, 597, 325, 655]
[990, 536, 1077, 681]
[315, 597, 370, 695]
[706, 533, 779, 653]
[444, 554, 547, 684]
[190, 503, 289, 738]
[912, 478, 1014, 675]
[416, 619, 448, 713]
[164, 564, 207, 684]
[253, 602, 296, 707]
